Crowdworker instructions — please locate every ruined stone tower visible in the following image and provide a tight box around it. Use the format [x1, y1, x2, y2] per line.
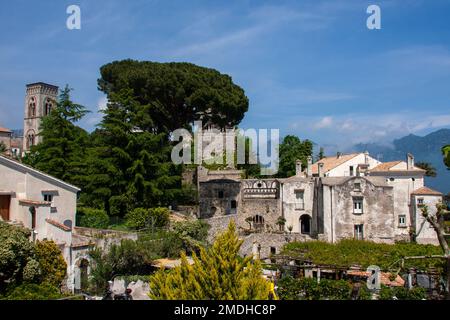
[23, 82, 58, 152]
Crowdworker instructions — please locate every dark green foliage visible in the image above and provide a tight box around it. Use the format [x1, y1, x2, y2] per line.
[277, 135, 313, 178]
[22, 86, 90, 186]
[82, 89, 181, 216]
[416, 162, 437, 177]
[98, 60, 249, 133]
[1, 283, 62, 300]
[88, 239, 154, 294]
[379, 285, 427, 300]
[78, 207, 110, 229]
[443, 145, 450, 169]
[283, 240, 444, 271]
[0, 223, 67, 297]
[0, 141, 7, 153]
[277, 276, 355, 300]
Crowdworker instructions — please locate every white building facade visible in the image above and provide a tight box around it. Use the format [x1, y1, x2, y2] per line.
[0, 155, 87, 292]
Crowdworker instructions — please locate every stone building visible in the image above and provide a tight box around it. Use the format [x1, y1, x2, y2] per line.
[198, 152, 443, 258]
[23, 82, 58, 153]
[0, 126, 12, 155]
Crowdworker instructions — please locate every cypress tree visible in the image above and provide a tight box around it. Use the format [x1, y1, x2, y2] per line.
[149, 221, 271, 300]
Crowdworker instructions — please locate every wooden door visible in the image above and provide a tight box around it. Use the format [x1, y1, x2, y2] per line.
[0, 195, 11, 221]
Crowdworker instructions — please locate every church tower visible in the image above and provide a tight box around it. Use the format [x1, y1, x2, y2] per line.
[23, 82, 59, 152]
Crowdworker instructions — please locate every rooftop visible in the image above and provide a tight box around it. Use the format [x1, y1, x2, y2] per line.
[311, 153, 360, 175]
[412, 186, 443, 196]
[0, 126, 11, 133]
[370, 161, 425, 172]
[26, 82, 59, 89]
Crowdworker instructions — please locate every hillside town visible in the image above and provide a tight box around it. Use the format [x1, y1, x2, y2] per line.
[0, 82, 449, 300]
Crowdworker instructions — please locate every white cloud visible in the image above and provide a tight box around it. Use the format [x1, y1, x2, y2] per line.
[85, 96, 108, 126]
[314, 116, 333, 129]
[170, 4, 334, 58]
[288, 111, 450, 151]
[97, 96, 108, 111]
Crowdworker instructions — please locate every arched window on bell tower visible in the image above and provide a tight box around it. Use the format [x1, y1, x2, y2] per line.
[28, 97, 36, 117]
[44, 98, 53, 116]
[26, 131, 35, 149]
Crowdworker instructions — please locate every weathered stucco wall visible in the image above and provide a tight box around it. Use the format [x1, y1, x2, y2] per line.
[282, 178, 315, 234]
[411, 194, 442, 245]
[322, 177, 395, 243]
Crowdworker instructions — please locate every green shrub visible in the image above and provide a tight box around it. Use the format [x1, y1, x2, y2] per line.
[277, 276, 354, 300]
[0, 222, 40, 292]
[78, 207, 110, 229]
[379, 285, 427, 300]
[1, 283, 62, 300]
[88, 239, 154, 294]
[172, 220, 209, 243]
[282, 239, 444, 271]
[125, 207, 170, 230]
[35, 240, 67, 287]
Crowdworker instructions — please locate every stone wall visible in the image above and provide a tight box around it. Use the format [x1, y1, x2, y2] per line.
[205, 214, 237, 242]
[199, 180, 241, 218]
[322, 177, 395, 243]
[239, 232, 313, 259]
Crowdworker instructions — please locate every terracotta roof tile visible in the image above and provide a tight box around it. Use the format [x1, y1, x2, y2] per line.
[311, 153, 360, 174]
[46, 218, 71, 231]
[0, 127, 11, 133]
[371, 161, 425, 172]
[412, 186, 443, 196]
[346, 270, 405, 287]
[370, 161, 402, 172]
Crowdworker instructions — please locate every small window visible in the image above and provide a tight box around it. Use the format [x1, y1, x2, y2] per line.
[354, 183, 361, 191]
[354, 224, 364, 240]
[398, 215, 406, 227]
[417, 198, 424, 206]
[230, 200, 237, 209]
[353, 197, 363, 214]
[270, 247, 276, 255]
[43, 193, 56, 212]
[389, 177, 395, 182]
[295, 190, 305, 210]
[218, 190, 224, 198]
[349, 166, 354, 176]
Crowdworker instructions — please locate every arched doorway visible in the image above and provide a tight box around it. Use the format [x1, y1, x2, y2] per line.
[300, 215, 311, 234]
[75, 258, 89, 293]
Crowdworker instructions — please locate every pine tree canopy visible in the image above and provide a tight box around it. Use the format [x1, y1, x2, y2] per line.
[98, 60, 249, 132]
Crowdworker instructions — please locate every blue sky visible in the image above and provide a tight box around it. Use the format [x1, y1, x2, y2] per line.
[1, 0, 450, 153]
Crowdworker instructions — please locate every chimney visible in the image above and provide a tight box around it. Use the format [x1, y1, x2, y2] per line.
[318, 163, 324, 177]
[295, 160, 302, 176]
[407, 153, 414, 170]
[337, 152, 342, 159]
[364, 151, 369, 165]
[307, 156, 313, 177]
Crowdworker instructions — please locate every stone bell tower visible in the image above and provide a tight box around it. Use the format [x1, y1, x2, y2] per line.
[23, 82, 59, 152]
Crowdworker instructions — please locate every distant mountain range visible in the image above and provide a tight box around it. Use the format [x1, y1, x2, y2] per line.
[352, 128, 450, 194]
